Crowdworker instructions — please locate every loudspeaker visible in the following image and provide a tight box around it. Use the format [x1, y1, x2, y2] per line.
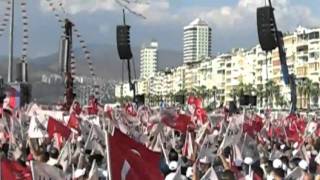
[249, 96, 257, 106]
[20, 83, 31, 107]
[58, 38, 70, 74]
[116, 25, 133, 60]
[175, 95, 185, 105]
[16, 61, 28, 82]
[257, 6, 277, 51]
[239, 95, 250, 106]
[134, 94, 145, 105]
[240, 95, 257, 106]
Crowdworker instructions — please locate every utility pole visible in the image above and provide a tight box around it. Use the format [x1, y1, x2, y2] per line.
[8, 0, 14, 83]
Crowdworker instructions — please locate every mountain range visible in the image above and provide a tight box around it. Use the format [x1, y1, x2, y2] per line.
[0, 44, 182, 103]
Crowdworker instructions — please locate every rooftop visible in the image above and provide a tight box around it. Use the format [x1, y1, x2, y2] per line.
[184, 18, 209, 29]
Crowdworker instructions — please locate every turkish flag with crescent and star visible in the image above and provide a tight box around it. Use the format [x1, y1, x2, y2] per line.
[109, 129, 163, 180]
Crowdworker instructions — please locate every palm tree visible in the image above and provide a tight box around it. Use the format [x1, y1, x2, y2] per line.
[303, 78, 313, 109]
[265, 80, 278, 108]
[244, 83, 256, 95]
[311, 82, 320, 108]
[256, 85, 264, 108]
[212, 86, 218, 108]
[297, 80, 304, 109]
[229, 88, 238, 102]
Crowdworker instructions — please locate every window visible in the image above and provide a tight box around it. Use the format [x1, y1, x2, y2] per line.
[309, 32, 320, 40]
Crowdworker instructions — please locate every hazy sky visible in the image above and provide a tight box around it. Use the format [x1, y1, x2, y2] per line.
[0, 0, 319, 59]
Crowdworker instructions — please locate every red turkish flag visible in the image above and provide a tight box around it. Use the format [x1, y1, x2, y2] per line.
[1, 159, 32, 180]
[109, 129, 163, 180]
[47, 117, 71, 140]
[67, 112, 80, 131]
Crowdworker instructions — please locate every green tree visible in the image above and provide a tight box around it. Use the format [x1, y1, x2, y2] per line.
[256, 84, 264, 107]
[265, 80, 279, 108]
[303, 78, 313, 109]
[311, 82, 320, 107]
[212, 86, 218, 109]
[297, 80, 305, 109]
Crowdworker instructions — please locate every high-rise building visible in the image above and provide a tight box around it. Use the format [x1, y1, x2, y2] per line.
[140, 40, 158, 79]
[183, 18, 212, 63]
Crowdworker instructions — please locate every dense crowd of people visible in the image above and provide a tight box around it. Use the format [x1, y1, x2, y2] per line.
[1, 95, 320, 180]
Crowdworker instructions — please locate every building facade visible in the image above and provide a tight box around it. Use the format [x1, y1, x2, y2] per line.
[140, 40, 158, 80]
[183, 18, 212, 64]
[115, 26, 320, 109]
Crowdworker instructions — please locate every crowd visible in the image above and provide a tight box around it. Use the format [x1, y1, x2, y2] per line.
[1, 95, 320, 180]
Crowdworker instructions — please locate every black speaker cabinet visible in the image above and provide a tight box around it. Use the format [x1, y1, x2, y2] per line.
[257, 6, 277, 51]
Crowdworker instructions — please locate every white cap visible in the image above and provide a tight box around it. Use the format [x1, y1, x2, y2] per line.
[102, 170, 109, 178]
[273, 159, 283, 169]
[199, 156, 211, 164]
[186, 167, 193, 178]
[292, 149, 299, 156]
[168, 161, 178, 171]
[293, 142, 299, 149]
[213, 130, 219, 136]
[235, 159, 243, 167]
[77, 136, 83, 142]
[165, 173, 181, 180]
[280, 144, 285, 150]
[73, 168, 86, 178]
[299, 160, 308, 170]
[282, 164, 287, 171]
[311, 150, 318, 156]
[244, 157, 253, 165]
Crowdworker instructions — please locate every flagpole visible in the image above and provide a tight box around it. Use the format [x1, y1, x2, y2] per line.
[105, 129, 113, 180]
[240, 132, 247, 153]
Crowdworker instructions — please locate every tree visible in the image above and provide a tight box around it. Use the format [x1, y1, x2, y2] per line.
[265, 80, 279, 108]
[303, 78, 313, 110]
[256, 84, 264, 108]
[297, 80, 305, 109]
[311, 82, 320, 108]
[212, 86, 218, 109]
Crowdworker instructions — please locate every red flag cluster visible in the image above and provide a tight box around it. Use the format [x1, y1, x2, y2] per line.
[161, 109, 195, 133]
[243, 114, 264, 137]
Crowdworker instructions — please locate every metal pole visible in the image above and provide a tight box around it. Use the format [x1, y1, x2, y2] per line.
[8, 0, 14, 83]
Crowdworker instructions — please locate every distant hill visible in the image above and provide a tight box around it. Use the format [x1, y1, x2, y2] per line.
[0, 44, 182, 103]
[28, 44, 182, 81]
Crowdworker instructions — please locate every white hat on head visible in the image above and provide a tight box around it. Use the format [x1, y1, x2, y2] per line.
[280, 144, 285, 150]
[186, 167, 193, 178]
[165, 173, 187, 180]
[73, 168, 86, 178]
[102, 170, 109, 178]
[199, 156, 211, 164]
[213, 130, 219, 136]
[273, 159, 282, 169]
[299, 160, 308, 170]
[168, 161, 178, 171]
[312, 150, 318, 156]
[235, 159, 243, 167]
[244, 157, 253, 165]
[77, 136, 83, 142]
[292, 149, 299, 156]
